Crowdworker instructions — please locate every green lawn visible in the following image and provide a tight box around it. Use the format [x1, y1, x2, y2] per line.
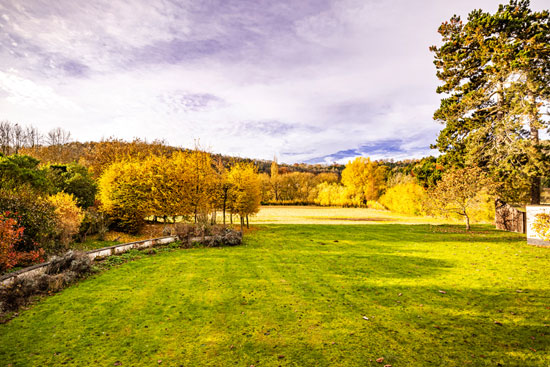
[0, 224, 548, 366]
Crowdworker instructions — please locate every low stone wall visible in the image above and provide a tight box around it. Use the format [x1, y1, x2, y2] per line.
[0, 236, 177, 287]
[526, 205, 550, 246]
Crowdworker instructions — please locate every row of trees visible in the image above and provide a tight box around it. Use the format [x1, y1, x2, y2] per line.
[0, 148, 263, 271]
[261, 158, 386, 206]
[0, 121, 71, 155]
[98, 151, 261, 233]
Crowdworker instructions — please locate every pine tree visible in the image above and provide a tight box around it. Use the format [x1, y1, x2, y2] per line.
[431, 0, 550, 204]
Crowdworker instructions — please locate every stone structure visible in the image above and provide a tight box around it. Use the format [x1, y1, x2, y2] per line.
[526, 205, 550, 246]
[0, 236, 177, 287]
[495, 199, 526, 233]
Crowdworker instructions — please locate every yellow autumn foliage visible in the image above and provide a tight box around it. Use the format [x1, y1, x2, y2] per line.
[379, 182, 428, 216]
[47, 192, 84, 246]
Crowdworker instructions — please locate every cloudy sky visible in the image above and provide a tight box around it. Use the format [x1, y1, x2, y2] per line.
[0, 0, 547, 164]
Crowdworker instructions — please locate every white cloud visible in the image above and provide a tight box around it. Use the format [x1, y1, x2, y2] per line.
[0, 0, 548, 163]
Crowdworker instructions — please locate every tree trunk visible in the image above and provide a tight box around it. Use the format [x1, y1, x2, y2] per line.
[230, 212, 233, 224]
[240, 216, 244, 233]
[223, 198, 226, 226]
[530, 176, 541, 205]
[465, 213, 470, 231]
[246, 215, 249, 229]
[529, 90, 541, 205]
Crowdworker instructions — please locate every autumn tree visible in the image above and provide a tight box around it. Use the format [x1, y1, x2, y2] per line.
[270, 158, 281, 201]
[48, 192, 84, 247]
[0, 121, 44, 155]
[315, 182, 347, 206]
[380, 182, 428, 216]
[430, 167, 495, 230]
[227, 163, 261, 231]
[98, 160, 150, 233]
[431, 1, 550, 204]
[259, 173, 273, 203]
[341, 157, 386, 207]
[184, 150, 217, 223]
[82, 138, 174, 178]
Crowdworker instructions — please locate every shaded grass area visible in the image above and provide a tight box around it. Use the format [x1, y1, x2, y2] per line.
[0, 224, 548, 366]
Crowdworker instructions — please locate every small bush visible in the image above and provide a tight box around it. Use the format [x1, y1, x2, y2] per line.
[48, 192, 84, 248]
[144, 248, 157, 255]
[0, 213, 24, 271]
[168, 241, 182, 249]
[0, 212, 44, 272]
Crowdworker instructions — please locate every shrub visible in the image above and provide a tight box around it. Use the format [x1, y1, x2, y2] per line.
[532, 213, 550, 241]
[0, 187, 57, 253]
[47, 164, 97, 208]
[0, 212, 24, 271]
[48, 192, 84, 248]
[0, 213, 43, 271]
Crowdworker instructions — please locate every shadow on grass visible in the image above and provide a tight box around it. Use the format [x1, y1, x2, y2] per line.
[340, 283, 549, 365]
[258, 224, 525, 245]
[307, 253, 454, 279]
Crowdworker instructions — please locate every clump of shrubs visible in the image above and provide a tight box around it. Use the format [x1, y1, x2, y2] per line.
[175, 224, 242, 248]
[0, 251, 92, 313]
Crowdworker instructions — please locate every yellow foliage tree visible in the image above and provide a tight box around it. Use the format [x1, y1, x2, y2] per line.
[47, 192, 84, 247]
[314, 182, 347, 206]
[98, 160, 149, 233]
[380, 182, 428, 216]
[227, 163, 261, 231]
[341, 157, 386, 207]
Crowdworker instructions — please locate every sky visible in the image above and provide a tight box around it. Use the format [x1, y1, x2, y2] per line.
[0, 0, 547, 164]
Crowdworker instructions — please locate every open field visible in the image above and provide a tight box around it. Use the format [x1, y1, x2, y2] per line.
[252, 205, 461, 225]
[1, 220, 548, 366]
